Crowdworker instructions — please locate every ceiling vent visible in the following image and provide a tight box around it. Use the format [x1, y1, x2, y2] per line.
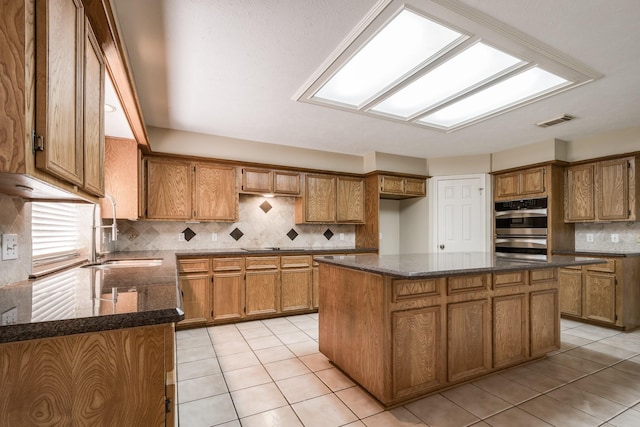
[536, 114, 575, 128]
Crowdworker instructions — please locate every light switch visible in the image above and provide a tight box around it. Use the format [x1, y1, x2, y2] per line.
[611, 234, 619, 243]
[1, 234, 18, 260]
[586, 234, 594, 242]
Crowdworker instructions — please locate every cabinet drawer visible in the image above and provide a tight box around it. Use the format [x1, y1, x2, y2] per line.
[447, 274, 488, 294]
[493, 272, 526, 289]
[281, 255, 312, 269]
[246, 256, 279, 270]
[586, 258, 616, 273]
[530, 268, 557, 284]
[212, 257, 244, 272]
[177, 258, 210, 273]
[404, 178, 426, 196]
[393, 279, 441, 301]
[380, 176, 404, 194]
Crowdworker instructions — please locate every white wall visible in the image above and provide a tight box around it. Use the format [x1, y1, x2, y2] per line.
[379, 199, 400, 255]
[491, 139, 566, 171]
[399, 197, 430, 254]
[427, 154, 491, 176]
[364, 151, 428, 175]
[565, 126, 640, 162]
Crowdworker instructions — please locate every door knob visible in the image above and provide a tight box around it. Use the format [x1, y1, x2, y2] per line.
[439, 244, 445, 250]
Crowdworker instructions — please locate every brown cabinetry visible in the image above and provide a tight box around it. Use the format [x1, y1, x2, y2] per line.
[245, 256, 280, 316]
[379, 175, 427, 199]
[559, 255, 640, 330]
[211, 258, 245, 322]
[565, 157, 638, 222]
[144, 157, 238, 221]
[101, 138, 139, 219]
[296, 174, 365, 223]
[241, 167, 300, 196]
[494, 167, 546, 201]
[177, 258, 210, 327]
[281, 256, 312, 312]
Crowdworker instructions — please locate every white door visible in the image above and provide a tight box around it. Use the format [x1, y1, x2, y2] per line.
[434, 175, 488, 252]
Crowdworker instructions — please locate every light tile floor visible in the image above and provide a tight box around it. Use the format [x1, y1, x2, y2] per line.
[176, 314, 640, 427]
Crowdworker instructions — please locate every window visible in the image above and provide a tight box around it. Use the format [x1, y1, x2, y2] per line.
[31, 202, 84, 275]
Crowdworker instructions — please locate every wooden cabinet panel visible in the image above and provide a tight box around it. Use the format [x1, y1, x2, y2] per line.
[303, 174, 336, 222]
[493, 294, 528, 368]
[0, 325, 168, 426]
[447, 299, 491, 382]
[494, 167, 547, 201]
[194, 163, 237, 221]
[273, 171, 300, 195]
[242, 168, 271, 193]
[312, 264, 319, 309]
[530, 289, 559, 357]
[336, 176, 364, 223]
[584, 272, 616, 324]
[393, 307, 445, 398]
[82, 20, 105, 196]
[596, 159, 630, 220]
[380, 176, 404, 194]
[448, 274, 487, 294]
[281, 269, 312, 312]
[565, 164, 595, 221]
[379, 175, 427, 199]
[35, 0, 84, 187]
[178, 258, 210, 274]
[101, 138, 138, 219]
[530, 268, 557, 284]
[493, 272, 526, 289]
[495, 173, 520, 200]
[246, 270, 279, 316]
[179, 274, 208, 325]
[520, 168, 546, 195]
[211, 271, 244, 321]
[404, 178, 426, 196]
[559, 268, 582, 317]
[146, 159, 191, 220]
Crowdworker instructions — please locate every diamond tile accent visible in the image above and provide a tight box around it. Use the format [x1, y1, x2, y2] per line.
[230, 228, 244, 241]
[182, 227, 196, 242]
[287, 229, 299, 241]
[260, 200, 273, 214]
[323, 229, 334, 240]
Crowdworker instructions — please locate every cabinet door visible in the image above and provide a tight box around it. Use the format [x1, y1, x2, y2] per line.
[404, 178, 427, 196]
[212, 271, 244, 321]
[530, 289, 559, 357]
[304, 174, 336, 222]
[493, 294, 528, 368]
[494, 173, 519, 200]
[273, 171, 300, 195]
[35, 0, 84, 186]
[559, 268, 583, 317]
[281, 269, 312, 312]
[245, 271, 279, 316]
[393, 306, 446, 398]
[336, 176, 364, 223]
[194, 164, 237, 221]
[447, 299, 491, 382]
[101, 138, 138, 219]
[597, 159, 630, 221]
[146, 159, 191, 219]
[242, 168, 271, 193]
[179, 274, 208, 325]
[565, 164, 595, 221]
[520, 168, 546, 196]
[380, 176, 404, 194]
[312, 264, 319, 309]
[584, 272, 616, 324]
[82, 20, 105, 196]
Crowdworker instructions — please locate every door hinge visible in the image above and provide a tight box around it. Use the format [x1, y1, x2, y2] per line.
[211, 276, 214, 283]
[243, 306, 246, 314]
[165, 397, 172, 414]
[32, 131, 44, 152]
[615, 314, 618, 321]
[615, 278, 618, 286]
[211, 310, 213, 317]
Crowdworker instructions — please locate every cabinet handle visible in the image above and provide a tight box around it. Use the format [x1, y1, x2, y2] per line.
[439, 244, 445, 250]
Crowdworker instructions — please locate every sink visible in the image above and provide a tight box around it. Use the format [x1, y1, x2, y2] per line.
[82, 258, 163, 269]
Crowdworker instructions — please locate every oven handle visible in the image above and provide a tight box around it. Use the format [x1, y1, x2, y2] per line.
[495, 209, 547, 218]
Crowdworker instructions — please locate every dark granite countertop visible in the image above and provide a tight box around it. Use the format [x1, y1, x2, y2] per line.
[315, 252, 605, 279]
[553, 249, 640, 258]
[0, 247, 376, 344]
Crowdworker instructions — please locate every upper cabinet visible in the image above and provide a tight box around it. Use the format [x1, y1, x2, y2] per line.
[379, 175, 427, 199]
[295, 174, 364, 224]
[565, 156, 637, 222]
[35, 0, 104, 197]
[143, 157, 238, 221]
[240, 167, 300, 196]
[101, 138, 139, 219]
[0, 0, 106, 201]
[494, 167, 546, 201]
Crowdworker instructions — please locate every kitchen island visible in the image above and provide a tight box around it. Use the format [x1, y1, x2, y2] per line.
[316, 252, 602, 407]
[0, 251, 183, 426]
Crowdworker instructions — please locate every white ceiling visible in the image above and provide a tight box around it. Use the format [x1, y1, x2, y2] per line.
[110, 0, 640, 159]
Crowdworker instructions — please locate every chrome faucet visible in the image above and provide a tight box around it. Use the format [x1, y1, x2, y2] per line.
[91, 194, 118, 263]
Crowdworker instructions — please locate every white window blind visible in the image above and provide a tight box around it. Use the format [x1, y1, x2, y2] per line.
[32, 202, 82, 268]
[31, 269, 78, 322]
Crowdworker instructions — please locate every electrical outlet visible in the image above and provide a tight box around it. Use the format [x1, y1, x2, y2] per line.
[1, 307, 17, 325]
[211, 233, 218, 241]
[611, 233, 619, 243]
[586, 234, 594, 242]
[339, 233, 345, 241]
[178, 233, 185, 242]
[1, 234, 18, 260]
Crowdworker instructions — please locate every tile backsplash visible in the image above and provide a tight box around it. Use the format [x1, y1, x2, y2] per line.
[105, 195, 356, 252]
[575, 222, 640, 252]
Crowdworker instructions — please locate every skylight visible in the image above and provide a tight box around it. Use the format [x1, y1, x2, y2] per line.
[295, 0, 599, 132]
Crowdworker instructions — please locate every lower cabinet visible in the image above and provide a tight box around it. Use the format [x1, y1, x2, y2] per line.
[559, 256, 640, 330]
[211, 258, 244, 322]
[281, 256, 312, 312]
[177, 258, 210, 327]
[448, 298, 491, 382]
[245, 257, 280, 316]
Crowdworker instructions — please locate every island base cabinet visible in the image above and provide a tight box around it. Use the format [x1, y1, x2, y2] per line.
[493, 294, 528, 369]
[530, 289, 560, 357]
[0, 325, 173, 426]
